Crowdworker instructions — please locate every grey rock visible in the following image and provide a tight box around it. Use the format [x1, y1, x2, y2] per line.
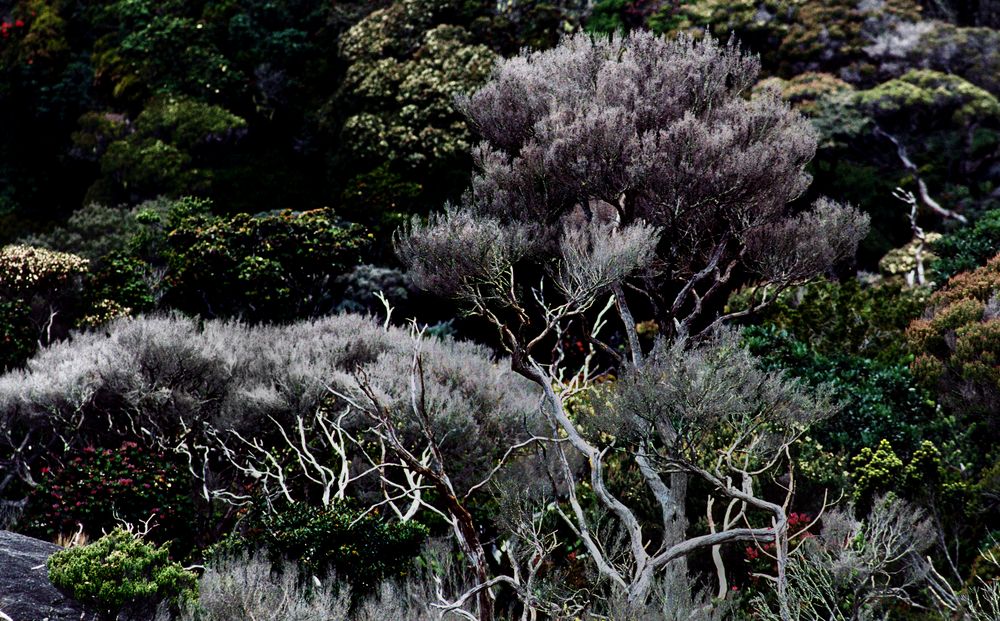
[0, 530, 98, 621]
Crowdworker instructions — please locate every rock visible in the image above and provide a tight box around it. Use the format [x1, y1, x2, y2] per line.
[0, 530, 97, 621]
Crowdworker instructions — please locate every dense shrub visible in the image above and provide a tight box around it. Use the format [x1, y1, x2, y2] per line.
[47, 528, 197, 618]
[907, 254, 1000, 444]
[633, 0, 922, 78]
[75, 98, 247, 205]
[334, 264, 413, 316]
[738, 278, 928, 363]
[0, 244, 90, 366]
[0, 314, 541, 527]
[163, 208, 370, 321]
[744, 325, 937, 457]
[0, 243, 88, 297]
[20, 203, 145, 261]
[932, 209, 1000, 282]
[0, 299, 34, 372]
[22, 441, 196, 551]
[867, 20, 1000, 96]
[330, 0, 499, 205]
[210, 501, 428, 592]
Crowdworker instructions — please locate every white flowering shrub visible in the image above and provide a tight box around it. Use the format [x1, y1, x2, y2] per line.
[0, 244, 89, 296]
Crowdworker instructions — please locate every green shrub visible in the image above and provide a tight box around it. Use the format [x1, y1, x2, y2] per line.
[210, 501, 428, 593]
[906, 254, 1000, 461]
[47, 527, 197, 617]
[0, 299, 34, 371]
[932, 209, 1000, 283]
[739, 278, 928, 363]
[743, 325, 936, 457]
[0, 244, 90, 361]
[163, 208, 370, 321]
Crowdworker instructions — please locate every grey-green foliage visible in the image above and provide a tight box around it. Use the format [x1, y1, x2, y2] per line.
[597, 569, 736, 621]
[167, 542, 476, 621]
[166, 553, 351, 621]
[593, 330, 833, 466]
[753, 495, 935, 621]
[399, 30, 868, 339]
[18, 197, 175, 261]
[0, 313, 541, 503]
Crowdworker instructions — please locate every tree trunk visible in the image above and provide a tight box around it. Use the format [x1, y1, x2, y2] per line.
[442, 490, 494, 621]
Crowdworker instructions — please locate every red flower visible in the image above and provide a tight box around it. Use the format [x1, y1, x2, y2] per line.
[14, 19, 24, 27]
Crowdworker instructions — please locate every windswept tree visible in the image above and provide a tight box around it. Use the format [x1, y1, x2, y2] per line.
[402, 31, 867, 343]
[398, 31, 868, 618]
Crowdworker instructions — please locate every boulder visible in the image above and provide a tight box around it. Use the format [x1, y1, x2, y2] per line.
[0, 530, 97, 621]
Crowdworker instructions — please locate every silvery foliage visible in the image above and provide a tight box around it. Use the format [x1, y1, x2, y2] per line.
[400, 30, 868, 336]
[165, 552, 352, 621]
[166, 541, 478, 621]
[592, 329, 833, 467]
[753, 495, 937, 621]
[0, 313, 541, 503]
[598, 570, 736, 621]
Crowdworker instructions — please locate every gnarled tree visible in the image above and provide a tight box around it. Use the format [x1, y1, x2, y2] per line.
[398, 30, 868, 618]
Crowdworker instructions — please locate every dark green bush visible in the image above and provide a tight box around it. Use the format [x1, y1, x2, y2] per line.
[0, 299, 34, 372]
[932, 209, 1000, 283]
[23, 441, 196, 552]
[743, 325, 937, 457]
[211, 500, 428, 593]
[741, 279, 928, 363]
[163, 208, 370, 321]
[47, 527, 197, 618]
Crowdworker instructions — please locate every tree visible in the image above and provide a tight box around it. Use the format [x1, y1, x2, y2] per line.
[400, 30, 866, 341]
[398, 31, 867, 618]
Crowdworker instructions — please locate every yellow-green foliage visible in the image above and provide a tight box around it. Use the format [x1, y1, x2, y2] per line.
[47, 528, 197, 615]
[850, 439, 961, 505]
[850, 439, 904, 502]
[655, 0, 922, 76]
[857, 69, 1000, 125]
[878, 233, 943, 280]
[14, 0, 70, 66]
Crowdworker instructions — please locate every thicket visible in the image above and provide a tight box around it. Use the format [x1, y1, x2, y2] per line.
[0, 2, 998, 620]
